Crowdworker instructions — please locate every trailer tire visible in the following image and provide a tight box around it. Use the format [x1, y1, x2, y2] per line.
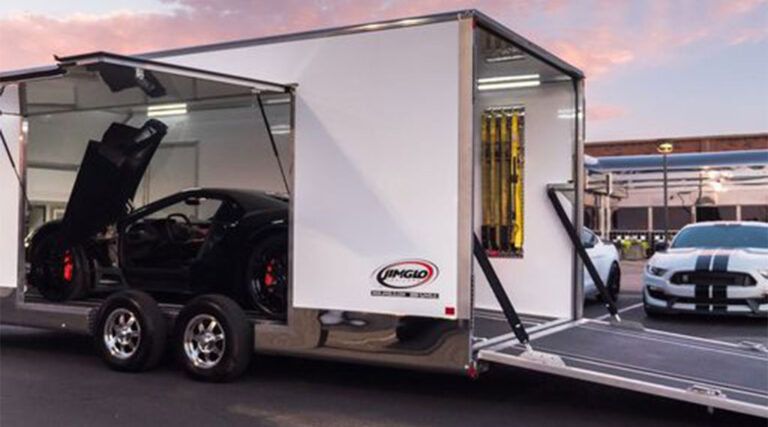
[94, 290, 167, 372]
[175, 294, 252, 382]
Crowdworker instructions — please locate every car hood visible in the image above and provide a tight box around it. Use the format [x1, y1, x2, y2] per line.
[649, 247, 768, 272]
[60, 119, 167, 246]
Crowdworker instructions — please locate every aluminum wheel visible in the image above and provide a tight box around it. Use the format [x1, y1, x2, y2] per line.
[103, 308, 141, 360]
[183, 314, 226, 369]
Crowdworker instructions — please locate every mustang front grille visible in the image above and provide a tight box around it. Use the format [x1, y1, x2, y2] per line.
[670, 271, 756, 286]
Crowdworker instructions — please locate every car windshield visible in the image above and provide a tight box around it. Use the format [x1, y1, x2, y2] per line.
[671, 224, 768, 249]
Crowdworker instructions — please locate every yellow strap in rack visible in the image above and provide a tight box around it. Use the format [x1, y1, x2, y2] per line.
[511, 113, 524, 251]
[489, 113, 499, 249]
[481, 114, 490, 232]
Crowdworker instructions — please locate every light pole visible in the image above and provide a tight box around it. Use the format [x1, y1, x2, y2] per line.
[657, 142, 674, 243]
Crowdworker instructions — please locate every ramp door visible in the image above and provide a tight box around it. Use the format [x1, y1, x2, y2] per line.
[479, 319, 768, 417]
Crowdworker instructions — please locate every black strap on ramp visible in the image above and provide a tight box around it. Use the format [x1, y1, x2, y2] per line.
[546, 186, 620, 320]
[473, 233, 530, 345]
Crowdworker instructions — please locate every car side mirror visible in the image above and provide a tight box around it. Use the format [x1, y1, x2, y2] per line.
[184, 197, 201, 206]
[654, 241, 669, 252]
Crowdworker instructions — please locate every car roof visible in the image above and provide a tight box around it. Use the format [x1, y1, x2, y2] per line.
[126, 187, 287, 221]
[679, 221, 768, 230]
[176, 187, 288, 209]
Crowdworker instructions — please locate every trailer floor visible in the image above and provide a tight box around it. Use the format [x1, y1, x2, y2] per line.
[473, 308, 557, 342]
[1, 324, 764, 427]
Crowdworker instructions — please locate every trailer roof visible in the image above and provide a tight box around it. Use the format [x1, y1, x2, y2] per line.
[138, 9, 584, 81]
[0, 51, 293, 93]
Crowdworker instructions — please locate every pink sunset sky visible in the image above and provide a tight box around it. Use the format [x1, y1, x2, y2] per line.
[0, 0, 766, 141]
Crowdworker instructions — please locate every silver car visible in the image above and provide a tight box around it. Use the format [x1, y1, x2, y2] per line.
[583, 228, 621, 301]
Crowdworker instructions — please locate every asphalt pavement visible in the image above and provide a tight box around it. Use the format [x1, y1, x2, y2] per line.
[1, 260, 766, 426]
[584, 261, 768, 346]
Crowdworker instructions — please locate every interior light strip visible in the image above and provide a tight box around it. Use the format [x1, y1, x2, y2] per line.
[477, 80, 541, 91]
[147, 103, 188, 117]
[477, 74, 540, 84]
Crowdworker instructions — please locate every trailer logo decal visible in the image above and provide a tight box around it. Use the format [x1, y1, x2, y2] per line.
[374, 260, 438, 289]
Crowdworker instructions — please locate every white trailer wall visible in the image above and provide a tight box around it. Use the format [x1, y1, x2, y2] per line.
[470, 22, 578, 321]
[471, 81, 576, 319]
[0, 85, 21, 288]
[156, 21, 467, 319]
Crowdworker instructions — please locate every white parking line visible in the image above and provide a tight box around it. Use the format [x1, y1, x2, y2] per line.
[596, 302, 644, 321]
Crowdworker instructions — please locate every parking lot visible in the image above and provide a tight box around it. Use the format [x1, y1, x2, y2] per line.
[584, 261, 768, 346]
[1, 260, 765, 427]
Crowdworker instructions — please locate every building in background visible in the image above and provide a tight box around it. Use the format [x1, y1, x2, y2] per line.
[584, 133, 768, 246]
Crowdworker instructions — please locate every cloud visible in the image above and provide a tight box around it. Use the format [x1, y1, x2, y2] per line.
[0, 0, 765, 78]
[546, 30, 635, 76]
[0, 10, 219, 70]
[0, 0, 595, 71]
[587, 104, 627, 121]
[714, 0, 767, 16]
[728, 27, 768, 45]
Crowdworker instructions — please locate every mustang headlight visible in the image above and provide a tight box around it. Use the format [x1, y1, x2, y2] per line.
[758, 269, 768, 280]
[646, 264, 668, 277]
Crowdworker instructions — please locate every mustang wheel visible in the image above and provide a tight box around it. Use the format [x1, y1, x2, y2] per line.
[244, 234, 288, 316]
[94, 290, 167, 372]
[30, 232, 93, 301]
[642, 294, 664, 318]
[175, 294, 252, 382]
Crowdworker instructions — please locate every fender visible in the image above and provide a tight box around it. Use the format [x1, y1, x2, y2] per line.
[245, 221, 288, 246]
[26, 219, 64, 260]
[241, 209, 289, 244]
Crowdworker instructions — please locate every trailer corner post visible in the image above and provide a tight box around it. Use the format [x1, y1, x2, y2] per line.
[573, 78, 586, 321]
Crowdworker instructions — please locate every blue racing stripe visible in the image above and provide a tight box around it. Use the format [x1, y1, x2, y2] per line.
[695, 254, 712, 271]
[712, 254, 730, 272]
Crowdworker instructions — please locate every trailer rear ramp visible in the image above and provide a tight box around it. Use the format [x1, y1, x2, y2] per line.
[478, 319, 768, 418]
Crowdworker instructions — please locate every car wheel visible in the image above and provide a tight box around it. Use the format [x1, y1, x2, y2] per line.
[642, 294, 663, 318]
[606, 263, 621, 301]
[94, 290, 167, 372]
[175, 294, 252, 382]
[31, 232, 93, 301]
[243, 233, 288, 317]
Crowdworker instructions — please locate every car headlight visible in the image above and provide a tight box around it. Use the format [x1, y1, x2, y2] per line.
[758, 269, 768, 280]
[646, 264, 668, 277]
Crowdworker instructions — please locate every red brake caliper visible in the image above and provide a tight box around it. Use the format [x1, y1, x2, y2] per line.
[62, 250, 74, 282]
[264, 259, 275, 288]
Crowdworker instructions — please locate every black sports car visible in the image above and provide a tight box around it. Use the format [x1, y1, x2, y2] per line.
[27, 119, 289, 317]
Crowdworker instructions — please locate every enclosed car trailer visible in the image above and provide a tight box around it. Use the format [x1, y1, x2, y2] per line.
[0, 9, 766, 417]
